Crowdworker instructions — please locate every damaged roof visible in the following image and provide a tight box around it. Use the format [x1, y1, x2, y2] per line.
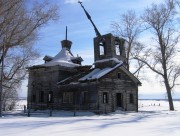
[79, 62, 123, 81]
[57, 61, 141, 86]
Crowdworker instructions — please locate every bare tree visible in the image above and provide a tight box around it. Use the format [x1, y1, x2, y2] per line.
[134, 0, 180, 110]
[0, 0, 58, 55]
[0, 0, 59, 115]
[112, 10, 145, 78]
[2, 44, 39, 110]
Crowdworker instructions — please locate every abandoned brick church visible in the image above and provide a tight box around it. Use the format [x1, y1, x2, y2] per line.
[27, 2, 141, 113]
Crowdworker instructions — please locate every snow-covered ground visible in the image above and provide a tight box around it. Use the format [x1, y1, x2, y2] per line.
[0, 100, 180, 136]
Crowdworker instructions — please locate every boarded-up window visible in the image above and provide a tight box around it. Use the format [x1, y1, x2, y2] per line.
[130, 94, 134, 104]
[103, 92, 108, 103]
[63, 92, 73, 103]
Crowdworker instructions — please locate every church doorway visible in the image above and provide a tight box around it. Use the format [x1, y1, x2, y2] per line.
[116, 93, 123, 108]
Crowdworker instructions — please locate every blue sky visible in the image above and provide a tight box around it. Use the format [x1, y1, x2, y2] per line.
[34, 0, 164, 64]
[20, 0, 180, 99]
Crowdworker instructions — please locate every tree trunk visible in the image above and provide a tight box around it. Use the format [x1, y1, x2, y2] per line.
[162, 55, 174, 111]
[162, 51, 174, 111]
[160, 32, 174, 110]
[164, 79, 174, 110]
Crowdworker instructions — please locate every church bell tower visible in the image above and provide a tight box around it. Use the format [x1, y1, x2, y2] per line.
[79, 1, 127, 68]
[94, 33, 126, 67]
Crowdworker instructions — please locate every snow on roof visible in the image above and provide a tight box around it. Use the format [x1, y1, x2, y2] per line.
[40, 48, 80, 67]
[94, 58, 121, 64]
[79, 62, 123, 81]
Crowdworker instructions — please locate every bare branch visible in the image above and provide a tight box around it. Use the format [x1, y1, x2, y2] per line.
[111, 10, 145, 76]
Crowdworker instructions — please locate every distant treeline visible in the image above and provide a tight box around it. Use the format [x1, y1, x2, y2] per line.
[139, 99, 180, 101]
[3, 97, 27, 100]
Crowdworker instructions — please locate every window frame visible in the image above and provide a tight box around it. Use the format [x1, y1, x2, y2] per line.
[103, 92, 108, 104]
[82, 91, 88, 104]
[48, 91, 53, 103]
[115, 43, 120, 55]
[99, 41, 106, 56]
[129, 93, 134, 104]
[39, 91, 44, 103]
[32, 94, 36, 102]
[63, 92, 73, 104]
[117, 73, 121, 79]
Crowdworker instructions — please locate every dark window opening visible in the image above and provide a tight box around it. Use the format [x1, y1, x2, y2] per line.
[63, 92, 73, 103]
[82, 91, 88, 104]
[103, 92, 108, 104]
[48, 91, 53, 103]
[39, 91, 44, 102]
[130, 94, 134, 104]
[118, 73, 121, 79]
[32, 94, 36, 102]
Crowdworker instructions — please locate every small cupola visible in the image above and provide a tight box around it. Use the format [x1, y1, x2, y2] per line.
[61, 26, 72, 51]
